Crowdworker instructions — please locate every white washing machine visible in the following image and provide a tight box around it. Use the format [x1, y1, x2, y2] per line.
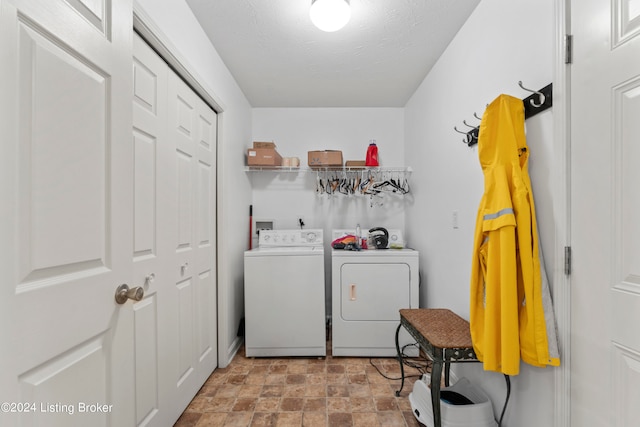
[332, 229, 419, 357]
[244, 229, 326, 357]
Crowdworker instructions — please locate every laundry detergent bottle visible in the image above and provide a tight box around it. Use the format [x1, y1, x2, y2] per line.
[365, 140, 379, 166]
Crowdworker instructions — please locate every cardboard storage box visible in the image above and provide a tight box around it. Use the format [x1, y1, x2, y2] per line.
[247, 148, 283, 167]
[345, 160, 366, 168]
[308, 150, 343, 168]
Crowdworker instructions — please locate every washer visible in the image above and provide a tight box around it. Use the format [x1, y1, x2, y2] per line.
[244, 229, 325, 357]
[332, 229, 419, 357]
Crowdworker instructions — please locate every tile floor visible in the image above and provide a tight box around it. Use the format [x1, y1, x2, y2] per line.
[174, 340, 430, 426]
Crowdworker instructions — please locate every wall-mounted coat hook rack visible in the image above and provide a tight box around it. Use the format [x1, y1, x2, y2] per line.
[456, 82, 553, 147]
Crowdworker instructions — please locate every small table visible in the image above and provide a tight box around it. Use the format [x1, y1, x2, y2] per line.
[395, 308, 479, 427]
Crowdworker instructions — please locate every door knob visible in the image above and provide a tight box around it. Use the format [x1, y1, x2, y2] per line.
[114, 284, 144, 304]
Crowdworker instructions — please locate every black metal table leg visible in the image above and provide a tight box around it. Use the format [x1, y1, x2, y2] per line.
[430, 358, 443, 427]
[394, 323, 405, 397]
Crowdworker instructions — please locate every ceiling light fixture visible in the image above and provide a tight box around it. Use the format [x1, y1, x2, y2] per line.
[310, 0, 351, 32]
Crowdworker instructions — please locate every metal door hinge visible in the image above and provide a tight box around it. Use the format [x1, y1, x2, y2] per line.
[565, 35, 573, 64]
[564, 246, 572, 275]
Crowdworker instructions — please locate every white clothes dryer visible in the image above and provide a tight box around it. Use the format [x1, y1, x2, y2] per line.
[331, 229, 419, 357]
[244, 229, 326, 357]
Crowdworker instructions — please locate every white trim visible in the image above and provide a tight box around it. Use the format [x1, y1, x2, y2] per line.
[553, 0, 571, 425]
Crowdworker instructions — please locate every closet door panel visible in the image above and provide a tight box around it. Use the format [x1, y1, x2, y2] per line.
[167, 69, 217, 414]
[193, 94, 217, 373]
[132, 32, 171, 427]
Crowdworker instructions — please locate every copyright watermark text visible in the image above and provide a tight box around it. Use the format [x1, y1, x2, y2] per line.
[1, 401, 113, 415]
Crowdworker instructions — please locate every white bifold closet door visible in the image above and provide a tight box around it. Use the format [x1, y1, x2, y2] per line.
[132, 33, 217, 426]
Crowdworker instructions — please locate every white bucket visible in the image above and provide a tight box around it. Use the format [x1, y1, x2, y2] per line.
[409, 375, 497, 427]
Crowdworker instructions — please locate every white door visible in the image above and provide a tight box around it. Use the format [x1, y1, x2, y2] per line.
[132, 34, 218, 425]
[571, 0, 640, 425]
[167, 68, 218, 416]
[131, 33, 171, 426]
[0, 0, 134, 427]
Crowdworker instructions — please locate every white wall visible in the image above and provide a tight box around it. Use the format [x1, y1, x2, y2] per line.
[134, 0, 252, 367]
[405, 0, 559, 425]
[251, 108, 410, 314]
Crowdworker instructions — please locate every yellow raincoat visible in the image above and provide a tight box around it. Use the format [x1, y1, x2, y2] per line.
[470, 94, 560, 375]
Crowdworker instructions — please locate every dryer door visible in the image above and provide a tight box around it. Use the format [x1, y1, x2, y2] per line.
[340, 263, 411, 321]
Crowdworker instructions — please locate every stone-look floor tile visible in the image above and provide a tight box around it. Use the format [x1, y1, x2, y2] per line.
[195, 412, 227, 426]
[250, 412, 278, 427]
[283, 384, 306, 397]
[285, 374, 306, 385]
[238, 385, 263, 398]
[325, 374, 347, 385]
[223, 412, 253, 426]
[251, 358, 272, 366]
[397, 396, 413, 411]
[347, 384, 371, 398]
[373, 397, 399, 411]
[348, 397, 374, 412]
[275, 412, 302, 427]
[187, 396, 211, 412]
[304, 385, 326, 397]
[265, 374, 285, 385]
[302, 398, 326, 412]
[352, 412, 380, 427]
[246, 374, 268, 385]
[198, 384, 219, 397]
[268, 365, 288, 375]
[366, 373, 390, 384]
[226, 374, 248, 385]
[326, 364, 345, 374]
[306, 364, 326, 374]
[207, 397, 236, 412]
[255, 397, 281, 412]
[326, 397, 350, 412]
[280, 397, 304, 412]
[302, 411, 327, 427]
[216, 384, 241, 398]
[231, 365, 252, 375]
[327, 412, 353, 427]
[287, 364, 308, 374]
[261, 385, 285, 397]
[369, 383, 394, 397]
[174, 411, 202, 427]
[326, 385, 349, 397]
[346, 374, 367, 385]
[376, 411, 406, 426]
[232, 398, 258, 412]
[344, 364, 366, 375]
[250, 366, 269, 375]
[305, 374, 326, 385]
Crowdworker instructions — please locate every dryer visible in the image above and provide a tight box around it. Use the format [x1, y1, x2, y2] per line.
[331, 230, 419, 357]
[244, 229, 325, 357]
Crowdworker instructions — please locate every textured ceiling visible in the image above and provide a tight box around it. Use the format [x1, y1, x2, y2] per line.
[185, 0, 481, 107]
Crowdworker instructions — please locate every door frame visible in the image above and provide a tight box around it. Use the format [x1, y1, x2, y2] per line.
[553, 0, 571, 425]
[132, 5, 241, 369]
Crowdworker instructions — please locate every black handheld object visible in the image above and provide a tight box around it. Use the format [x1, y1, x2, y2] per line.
[368, 227, 389, 249]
